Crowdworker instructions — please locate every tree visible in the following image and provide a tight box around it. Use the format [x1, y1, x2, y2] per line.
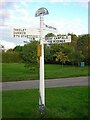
[13, 45, 23, 53]
[6, 48, 13, 53]
[45, 33, 55, 38]
[50, 44, 61, 63]
[21, 41, 39, 68]
[54, 51, 69, 67]
[77, 34, 89, 65]
[2, 51, 22, 63]
[67, 34, 78, 66]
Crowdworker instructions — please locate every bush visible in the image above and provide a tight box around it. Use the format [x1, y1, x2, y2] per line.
[2, 52, 22, 63]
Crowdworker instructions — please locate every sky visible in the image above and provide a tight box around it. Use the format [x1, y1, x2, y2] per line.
[0, 0, 89, 49]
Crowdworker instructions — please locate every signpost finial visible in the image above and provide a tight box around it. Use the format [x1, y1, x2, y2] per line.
[35, 7, 49, 17]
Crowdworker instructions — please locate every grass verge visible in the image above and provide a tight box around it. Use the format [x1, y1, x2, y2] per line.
[2, 63, 88, 82]
[2, 86, 88, 119]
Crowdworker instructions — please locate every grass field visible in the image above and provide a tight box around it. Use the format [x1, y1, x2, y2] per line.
[2, 86, 88, 119]
[2, 63, 88, 82]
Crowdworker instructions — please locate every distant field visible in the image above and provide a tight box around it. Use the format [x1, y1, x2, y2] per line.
[2, 63, 88, 82]
[2, 86, 88, 119]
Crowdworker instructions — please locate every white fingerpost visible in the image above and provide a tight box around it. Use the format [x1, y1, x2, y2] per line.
[40, 14, 45, 106]
[35, 7, 49, 114]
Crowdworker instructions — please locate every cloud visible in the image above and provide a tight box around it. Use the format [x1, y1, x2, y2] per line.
[20, 1, 29, 8]
[45, 18, 88, 35]
[5, 14, 38, 28]
[0, 2, 35, 27]
[0, 0, 89, 2]
[0, 0, 33, 2]
[0, 9, 9, 19]
[0, 40, 16, 49]
[33, 0, 89, 2]
[0, 1, 88, 49]
[0, 1, 14, 26]
[0, 26, 26, 49]
[79, 0, 89, 2]
[49, 0, 64, 2]
[0, 0, 88, 27]
[0, 16, 88, 50]
[49, 0, 89, 2]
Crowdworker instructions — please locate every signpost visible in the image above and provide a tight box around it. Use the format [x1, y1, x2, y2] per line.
[35, 7, 71, 116]
[12, 7, 71, 117]
[35, 7, 49, 115]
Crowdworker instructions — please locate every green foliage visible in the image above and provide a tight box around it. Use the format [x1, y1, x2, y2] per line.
[45, 44, 62, 63]
[2, 33, 89, 66]
[2, 52, 22, 63]
[45, 33, 55, 38]
[45, 33, 89, 66]
[21, 41, 39, 67]
[54, 52, 69, 65]
[13, 45, 23, 53]
[77, 34, 89, 64]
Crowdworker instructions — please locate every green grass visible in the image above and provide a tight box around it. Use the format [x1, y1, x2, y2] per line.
[2, 86, 88, 119]
[2, 63, 88, 82]
[2, 63, 39, 82]
[45, 64, 88, 79]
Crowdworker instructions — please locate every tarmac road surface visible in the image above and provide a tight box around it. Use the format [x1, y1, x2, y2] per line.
[0, 76, 88, 91]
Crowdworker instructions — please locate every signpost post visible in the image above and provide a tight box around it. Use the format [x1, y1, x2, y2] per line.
[35, 7, 49, 115]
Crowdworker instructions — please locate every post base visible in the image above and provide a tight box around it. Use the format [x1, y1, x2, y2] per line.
[39, 104, 46, 119]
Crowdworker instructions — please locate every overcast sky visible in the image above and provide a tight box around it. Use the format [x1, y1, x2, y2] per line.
[0, 0, 89, 49]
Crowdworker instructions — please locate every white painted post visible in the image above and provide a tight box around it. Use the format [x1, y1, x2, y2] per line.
[39, 14, 45, 107]
[35, 7, 49, 114]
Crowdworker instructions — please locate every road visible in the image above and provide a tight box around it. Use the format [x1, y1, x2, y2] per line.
[0, 76, 88, 91]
